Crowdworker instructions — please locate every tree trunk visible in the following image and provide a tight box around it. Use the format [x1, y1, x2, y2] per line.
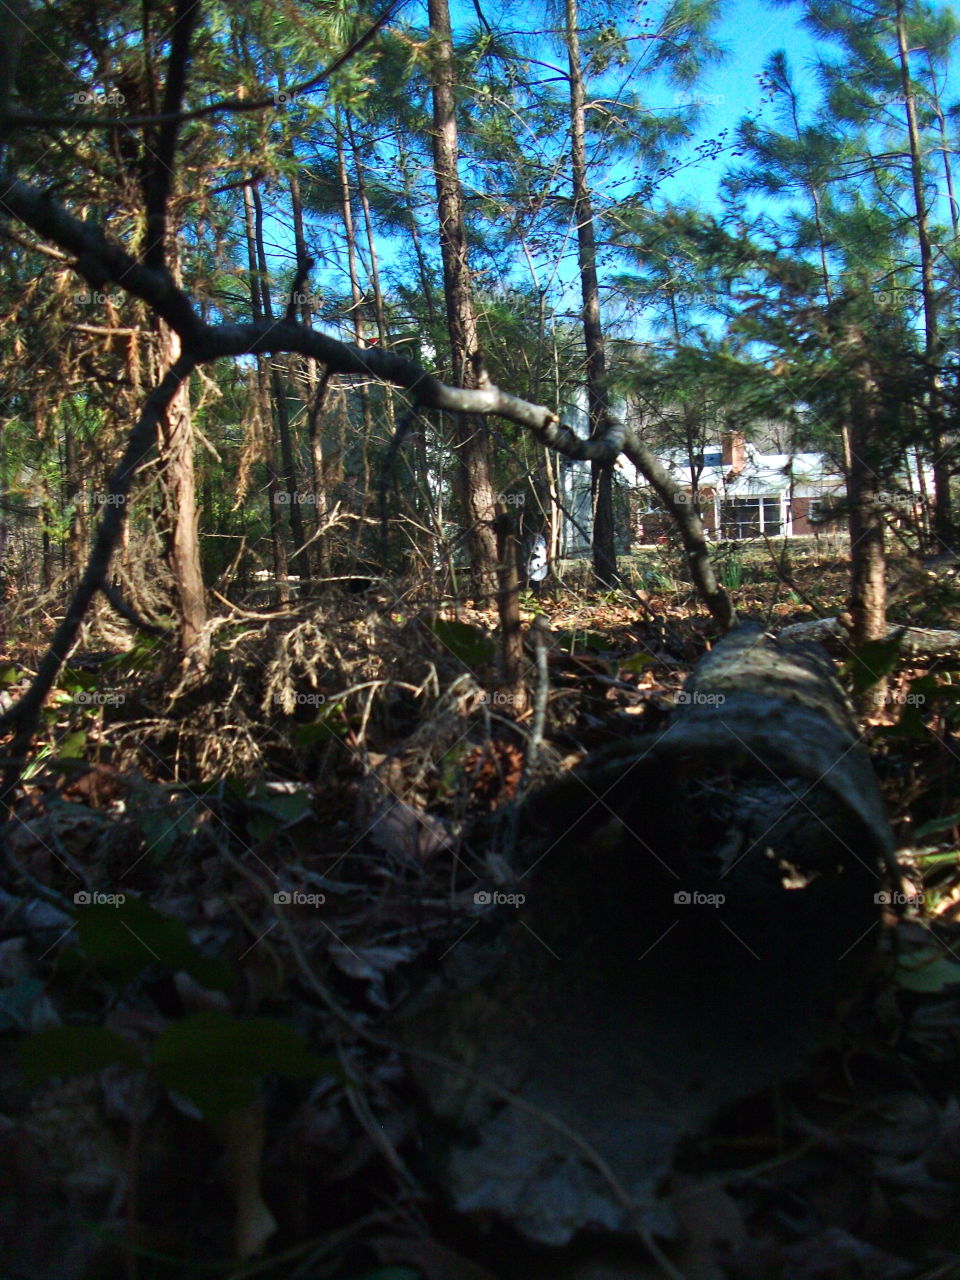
[495, 503, 528, 713]
[288, 165, 330, 576]
[565, 0, 618, 587]
[334, 115, 378, 564]
[845, 343, 888, 705]
[251, 184, 307, 579]
[427, 0, 499, 599]
[156, 317, 207, 654]
[62, 417, 83, 588]
[395, 126, 437, 516]
[897, 0, 951, 545]
[242, 180, 289, 598]
[395, 125, 439, 331]
[348, 116, 389, 350]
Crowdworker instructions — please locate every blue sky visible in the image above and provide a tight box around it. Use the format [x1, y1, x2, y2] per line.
[662, 0, 823, 205]
[282, 0, 959, 342]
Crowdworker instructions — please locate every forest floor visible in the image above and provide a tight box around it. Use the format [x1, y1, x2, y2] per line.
[1, 542, 960, 1280]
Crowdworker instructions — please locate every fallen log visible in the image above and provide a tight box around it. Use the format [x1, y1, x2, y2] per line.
[778, 615, 960, 656]
[397, 627, 899, 1251]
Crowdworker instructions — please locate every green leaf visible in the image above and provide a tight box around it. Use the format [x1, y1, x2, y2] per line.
[75, 897, 233, 991]
[247, 783, 313, 825]
[19, 1025, 140, 1084]
[0, 977, 44, 1030]
[620, 653, 655, 673]
[59, 667, 97, 693]
[913, 852, 960, 869]
[895, 956, 960, 993]
[428, 619, 496, 667]
[55, 730, 87, 760]
[555, 629, 612, 655]
[292, 700, 350, 746]
[102, 636, 166, 675]
[151, 1012, 331, 1122]
[136, 807, 199, 863]
[914, 814, 960, 840]
[0, 665, 25, 687]
[844, 630, 905, 694]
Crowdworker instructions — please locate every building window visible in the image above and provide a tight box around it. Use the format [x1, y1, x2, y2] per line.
[721, 496, 782, 539]
[762, 497, 782, 535]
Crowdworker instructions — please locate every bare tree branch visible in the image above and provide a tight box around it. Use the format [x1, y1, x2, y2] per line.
[0, 170, 732, 812]
[620, 434, 735, 630]
[0, 176, 203, 341]
[0, 358, 195, 811]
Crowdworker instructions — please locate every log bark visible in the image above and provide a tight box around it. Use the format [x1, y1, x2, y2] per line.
[398, 627, 897, 1247]
[778, 616, 960, 657]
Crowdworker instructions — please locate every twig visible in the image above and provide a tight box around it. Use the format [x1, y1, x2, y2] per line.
[210, 589, 300, 621]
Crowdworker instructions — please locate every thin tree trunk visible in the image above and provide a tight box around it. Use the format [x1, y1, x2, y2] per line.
[62, 416, 83, 586]
[495, 503, 528, 713]
[347, 116, 389, 349]
[897, 0, 951, 545]
[335, 114, 376, 555]
[565, 0, 617, 587]
[427, 0, 499, 599]
[242, 180, 288, 598]
[251, 184, 307, 579]
[394, 127, 436, 513]
[845, 337, 888, 709]
[925, 51, 960, 239]
[288, 165, 330, 576]
[156, 316, 207, 653]
[347, 114, 397, 465]
[395, 125, 439, 330]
